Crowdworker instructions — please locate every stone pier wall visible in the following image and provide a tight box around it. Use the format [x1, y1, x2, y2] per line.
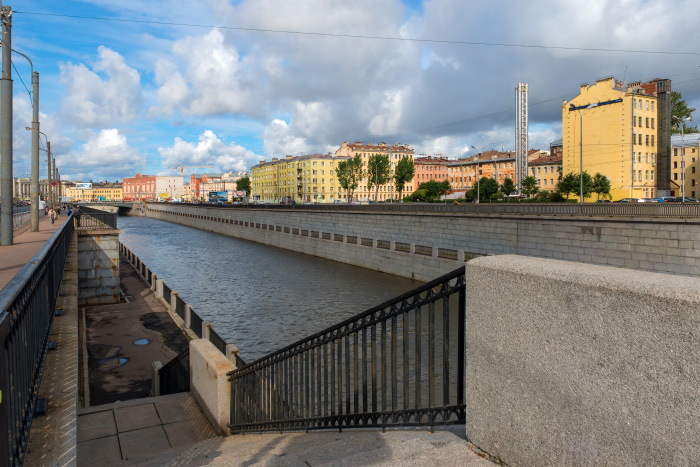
[129, 203, 700, 281]
[77, 229, 120, 305]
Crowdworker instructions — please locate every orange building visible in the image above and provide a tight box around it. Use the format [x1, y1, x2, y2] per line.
[447, 151, 516, 193]
[414, 156, 451, 185]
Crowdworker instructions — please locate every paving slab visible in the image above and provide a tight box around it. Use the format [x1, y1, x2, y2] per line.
[77, 410, 117, 442]
[119, 425, 172, 461]
[114, 404, 161, 433]
[77, 435, 122, 465]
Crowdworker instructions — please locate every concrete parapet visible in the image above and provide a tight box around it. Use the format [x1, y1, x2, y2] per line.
[189, 339, 236, 435]
[465, 254, 700, 467]
[77, 228, 120, 305]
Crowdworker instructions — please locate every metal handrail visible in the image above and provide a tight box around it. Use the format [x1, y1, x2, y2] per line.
[159, 349, 190, 395]
[12, 211, 31, 231]
[74, 207, 117, 230]
[0, 216, 74, 466]
[228, 266, 466, 433]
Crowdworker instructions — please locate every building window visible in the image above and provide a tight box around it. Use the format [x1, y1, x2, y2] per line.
[674, 173, 678, 180]
[646, 170, 649, 181]
[638, 170, 642, 181]
[693, 179, 697, 187]
[646, 135, 649, 146]
[651, 171, 654, 181]
[651, 135, 654, 146]
[651, 102, 655, 111]
[674, 149, 678, 157]
[646, 117, 649, 128]
[651, 118, 655, 129]
[646, 153, 649, 163]
[638, 116, 642, 127]
[693, 167, 697, 174]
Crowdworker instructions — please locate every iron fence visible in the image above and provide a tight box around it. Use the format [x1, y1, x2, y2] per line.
[190, 310, 204, 338]
[175, 295, 186, 321]
[0, 216, 74, 466]
[209, 327, 227, 354]
[160, 349, 190, 395]
[74, 206, 117, 230]
[228, 267, 466, 434]
[162, 283, 172, 306]
[12, 212, 31, 231]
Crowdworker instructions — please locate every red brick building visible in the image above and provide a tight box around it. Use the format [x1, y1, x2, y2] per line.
[123, 173, 156, 201]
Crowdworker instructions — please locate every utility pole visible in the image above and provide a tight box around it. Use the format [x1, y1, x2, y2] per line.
[52, 158, 56, 207]
[47, 141, 52, 208]
[31, 71, 39, 230]
[0, 2, 12, 245]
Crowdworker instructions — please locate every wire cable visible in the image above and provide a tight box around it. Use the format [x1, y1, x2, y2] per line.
[11, 60, 32, 104]
[14, 10, 700, 57]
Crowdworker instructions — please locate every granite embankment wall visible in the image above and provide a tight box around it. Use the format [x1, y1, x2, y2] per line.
[131, 203, 700, 281]
[466, 255, 700, 466]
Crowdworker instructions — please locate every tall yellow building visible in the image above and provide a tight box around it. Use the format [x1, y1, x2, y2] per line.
[562, 76, 671, 200]
[671, 134, 700, 199]
[251, 154, 350, 203]
[335, 141, 414, 201]
[67, 183, 123, 202]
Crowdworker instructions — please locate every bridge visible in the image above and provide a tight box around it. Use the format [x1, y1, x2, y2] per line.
[1, 205, 699, 466]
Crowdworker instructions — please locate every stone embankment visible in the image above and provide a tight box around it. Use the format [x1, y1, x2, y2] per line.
[133, 203, 700, 281]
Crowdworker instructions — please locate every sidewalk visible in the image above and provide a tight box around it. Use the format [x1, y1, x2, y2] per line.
[0, 213, 69, 292]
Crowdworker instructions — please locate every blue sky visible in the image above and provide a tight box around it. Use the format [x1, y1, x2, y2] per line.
[5, 0, 700, 182]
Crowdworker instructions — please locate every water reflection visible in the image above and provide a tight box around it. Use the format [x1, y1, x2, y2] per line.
[118, 215, 421, 361]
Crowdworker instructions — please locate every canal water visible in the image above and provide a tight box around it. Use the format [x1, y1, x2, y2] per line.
[117, 216, 421, 362]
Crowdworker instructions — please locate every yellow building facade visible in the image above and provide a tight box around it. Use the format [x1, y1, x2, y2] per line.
[67, 184, 123, 202]
[562, 76, 672, 201]
[671, 134, 700, 199]
[335, 142, 415, 201]
[251, 154, 350, 203]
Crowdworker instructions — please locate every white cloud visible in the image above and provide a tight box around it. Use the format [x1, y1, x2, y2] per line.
[55, 129, 144, 181]
[59, 46, 143, 128]
[158, 130, 260, 172]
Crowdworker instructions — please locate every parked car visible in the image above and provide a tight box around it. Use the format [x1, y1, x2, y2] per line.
[673, 197, 699, 202]
[640, 198, 659, 203]
[595, 199, 612, 203]
[617, 198, 642, 203]
[656, 196, 675, 202]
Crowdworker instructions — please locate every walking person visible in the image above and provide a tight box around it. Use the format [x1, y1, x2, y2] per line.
[49, 207, 56, 225]
[74, 206, 81, 228]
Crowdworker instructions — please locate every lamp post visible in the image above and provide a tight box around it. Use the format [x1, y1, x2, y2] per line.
[569, 104, 584, 206]
[471, 146, 485, 203]
[680, 116, 692, 204]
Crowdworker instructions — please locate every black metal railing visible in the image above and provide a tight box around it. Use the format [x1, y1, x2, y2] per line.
[160, 349, 190, 395]
[162, 283, 172, 306]
[0, 216, 74, 467]
[74, 206, 118, 230]
[228, 266, 466, 433]
[190, 310, 204, 338]
[209, 327, 227, 354]
[175, 295, 186, 320]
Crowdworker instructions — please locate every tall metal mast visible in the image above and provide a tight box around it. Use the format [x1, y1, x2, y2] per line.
[515, 82, 529, 191]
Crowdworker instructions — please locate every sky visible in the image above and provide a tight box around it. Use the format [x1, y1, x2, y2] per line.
[4, 0, 700, 182]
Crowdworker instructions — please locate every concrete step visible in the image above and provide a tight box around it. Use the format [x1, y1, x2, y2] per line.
[117, 425, 493, 466]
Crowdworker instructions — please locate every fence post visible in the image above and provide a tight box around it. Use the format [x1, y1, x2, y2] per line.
[171, 291, 178, 313]
[185, 304, 192, 329]
[225, 343, 241, 368]
[151, 273, 158, 291]
[458, 250, 465, 262]
[151, 361, 163, 397]
[203, 321, 211, 340]
[155, 279, 164, 299]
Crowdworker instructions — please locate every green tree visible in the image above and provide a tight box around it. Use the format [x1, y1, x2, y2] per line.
[521, 175, 539, 198]
[236, 176, 251, 195]
[500, 177, 515, 201]
[592, 172, 612, 200]
[366, 154, 391, 202]
[394, 157, 415, 200]
[335, 155, 364, 202]
[558, 171, 593, 200]
[671, 91, 698, 134]
[477, 177, 499, 201]
[408, 180, 451, 202]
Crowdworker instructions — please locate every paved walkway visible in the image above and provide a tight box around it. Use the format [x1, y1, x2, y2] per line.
[84, 259, 190, 406]
[77, 393, 217, 465]
[0, 214, 69, 292]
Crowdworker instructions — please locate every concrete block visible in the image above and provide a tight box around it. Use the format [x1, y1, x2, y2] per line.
[190, 333, 236, 435]
[465, 255, 700, 467]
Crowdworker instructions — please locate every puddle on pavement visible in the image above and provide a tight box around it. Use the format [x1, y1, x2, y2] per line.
[98, 357, 128, 371]
[133, 338, 150, 345]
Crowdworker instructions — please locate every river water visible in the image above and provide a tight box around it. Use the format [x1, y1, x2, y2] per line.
[117, 216, 421, 362]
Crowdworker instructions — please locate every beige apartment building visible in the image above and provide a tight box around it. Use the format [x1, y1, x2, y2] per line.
[528, 154, 562, 192]
[671, 133, 700, 198]
[335, 141, 414, 202]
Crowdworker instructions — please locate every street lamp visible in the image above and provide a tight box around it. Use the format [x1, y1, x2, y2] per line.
[471, 146, 485, 203]
[569, 104, 584, 206]
[679, 116, 692, 203]
[26, 127, 51, 207]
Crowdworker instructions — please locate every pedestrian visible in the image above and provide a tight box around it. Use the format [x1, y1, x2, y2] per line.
[44, 206, 48, 216]
[74, 206, 81, 227]
[56, 206, 61, 217]
[49, 207, 56, 225]
[68, 204, 73, 216]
